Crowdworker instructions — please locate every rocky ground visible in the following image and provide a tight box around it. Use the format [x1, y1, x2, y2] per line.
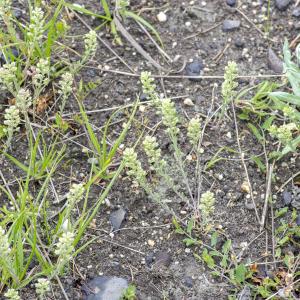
[1, 0, 300, 299]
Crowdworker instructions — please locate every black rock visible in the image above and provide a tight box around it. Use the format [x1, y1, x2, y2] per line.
[185, 60, 204, 81]
[82, 276, 128, 300]
[13, 10, 22, 19]
[109, 208, 126, 231]
[222, 20, 241, 32]
[139, 93, 148, 101]
[145, 252, 155, 267]
[234, 38, 245, 48]
[275, 0, 291, 11]
[182, 276, 193, 288]
[283, 191, 293, 206]
[296, 214, 300, 226]
[226, 0, 236, 7]
[268, 48, 283, 74]
[292, 7, 300, 17]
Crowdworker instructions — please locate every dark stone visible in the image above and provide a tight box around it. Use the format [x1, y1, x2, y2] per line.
[109, 208, 126, 231]
[145, 252, 155, 267]
[139, 93, 148, 101]
[234, 38, 245, 48]
[275, 0, 291, 11]
[268, 48, 283, 74]
[282, 191, 293, 206]
[13, 10, 22, 19]
[185, 60, 204, 81]
[292, 7, 300, 17]
[296, 214, 300, 226]
[226, 0, 236, 7]
[182, 276, 193, 288]
[82, 276, 128, 300]
[222, 20, 241, 32]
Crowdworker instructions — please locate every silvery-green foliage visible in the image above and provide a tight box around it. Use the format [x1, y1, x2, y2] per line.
[27, 7, 44, 45]
[4, 289, 20, 300]
[199, 191, 215, 224]
[35, 278, 51, 298]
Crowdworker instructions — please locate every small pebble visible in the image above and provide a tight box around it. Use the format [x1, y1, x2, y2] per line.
[157, 11, 167, 22]
[292, 7, 300, 17]
[296, 214, 300, 226]
[275, 0, 291, 11]
[185, 60, 204, 81]
[268, 48, 283, 74]
[222, 20, 241, 32]
[234, 38, 245, 48]
[241, 181, 250, 194]
[226, 0, 236, 7]
[184, 98, 194, 106]
[109, 208, 127, 231]
[13, 10, 22, 19]
[282, 190, 292, 206]
[148, 239, 155, 247]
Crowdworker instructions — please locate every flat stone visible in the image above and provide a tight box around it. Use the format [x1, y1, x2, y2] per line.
[275, 0, 291, 11]
[268, 48, 283, 74]
[185, 60, 204, 81]
[226, 0, 236, 7]
[222, 20, 241, 32]
[296, 214, 300, 226]
[292, 7, 300, 17]
[234, 38, 245, 48]
[282, 190, 292, 206]
[109, 208, 126, 231]
[82, 276, 128, 300]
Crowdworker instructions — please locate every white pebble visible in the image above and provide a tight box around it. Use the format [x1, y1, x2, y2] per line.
[184, 98, 194, 106]
[157, 11, 167, 22]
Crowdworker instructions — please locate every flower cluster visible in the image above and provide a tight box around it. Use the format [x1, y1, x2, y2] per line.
[84, 30, 97, 59]
[0, 226, 11, 259]
[59, 72, 73, 99]
[0, 0, 11, 19]
[66, 183, 85, 207]
[187, 117, 201, 146]
[199, 191, 215, 224]
[140, 71, 160, 106]
[55, 231, 75, 268]
[143, 135, 166, 168]
[269, 123, 298, 145]
[16, 88, 32, 113]
[123, 147, 146, 185]
[27, 7, 44, 45]
[161, 98, 179, 135]
[221, 61, 238, 105]
[4, 106, 20, 133]
[4, 289, 20, 300]
[32, 58, 50, 88]
[0, 62, 17, 91]
[35, 278, 51, 298]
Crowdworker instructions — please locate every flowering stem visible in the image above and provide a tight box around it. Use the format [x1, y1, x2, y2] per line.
[169, 132, 194, 206]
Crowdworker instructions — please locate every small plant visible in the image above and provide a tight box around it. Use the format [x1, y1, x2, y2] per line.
[123, 72, 215, 226]
[220, 61, 239, 119]
[122, 284, 137, 300]
[35, 278, 51, 299]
